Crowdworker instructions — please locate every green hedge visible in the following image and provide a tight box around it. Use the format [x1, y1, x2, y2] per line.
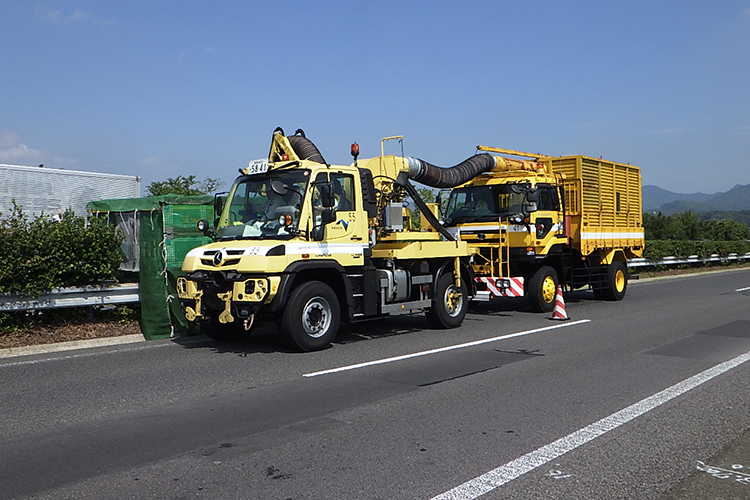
[644, 240, 750, 260]
[0, 204, 123, 297]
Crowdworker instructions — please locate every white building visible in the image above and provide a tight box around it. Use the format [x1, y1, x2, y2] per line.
[0, 164, 141, 218]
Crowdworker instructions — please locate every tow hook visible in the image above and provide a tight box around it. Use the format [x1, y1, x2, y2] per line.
[243, 314, 255, 331]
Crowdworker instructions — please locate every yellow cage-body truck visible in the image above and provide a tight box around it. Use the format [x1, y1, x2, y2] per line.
[442, 147, 644, 312]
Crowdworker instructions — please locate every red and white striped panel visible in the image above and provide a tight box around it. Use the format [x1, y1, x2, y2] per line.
[475, 277, 525, 297]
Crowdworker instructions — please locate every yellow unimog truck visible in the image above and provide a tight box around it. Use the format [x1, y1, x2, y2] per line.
[441, 146, 644, 312]
[178, 128, 490, 351]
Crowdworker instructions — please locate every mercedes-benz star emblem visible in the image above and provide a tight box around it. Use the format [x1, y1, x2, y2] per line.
[213, 249, 224, 266]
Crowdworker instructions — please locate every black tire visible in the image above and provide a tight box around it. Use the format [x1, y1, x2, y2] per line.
[601, 261, 627, 301]
[202, 316, 251, 342]
[527, 266, 559, 313]
[279, 281, 340, 351]
[426, 272, 468, 329]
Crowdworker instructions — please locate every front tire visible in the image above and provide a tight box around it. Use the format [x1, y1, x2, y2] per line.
[426, 272, 468, 329]
[279, 281, 340, 351]
[527, 266, 559, 313]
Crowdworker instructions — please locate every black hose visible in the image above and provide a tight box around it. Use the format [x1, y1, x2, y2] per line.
[287, 129, 327, 164]
[398, 179, 457, 241]
[406, 154, 496, 188]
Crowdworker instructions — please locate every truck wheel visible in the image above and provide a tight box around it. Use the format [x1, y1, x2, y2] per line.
[203, 316, 251, 342]
[279, 281, 340, 351]
[426, 272, 468, 329]
[601, 261, 627, 301]
[528, 266, 558, 313]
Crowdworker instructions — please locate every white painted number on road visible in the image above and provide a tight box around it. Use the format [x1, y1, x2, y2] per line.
[545, 469, 572, 479]
[696, 461, 750, 485]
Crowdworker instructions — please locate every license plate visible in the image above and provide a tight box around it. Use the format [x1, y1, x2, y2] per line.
[246, 158, 269, 175]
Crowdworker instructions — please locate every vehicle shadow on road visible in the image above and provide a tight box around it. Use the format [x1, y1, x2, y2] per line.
[172, 290, 596, 356]
[171, 314, 441, 355]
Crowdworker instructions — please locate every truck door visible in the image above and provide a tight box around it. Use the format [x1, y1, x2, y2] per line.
[533, 184, 562, 240]
[311, 171, 366, 244]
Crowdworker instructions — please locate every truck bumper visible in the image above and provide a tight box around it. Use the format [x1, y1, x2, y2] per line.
[176, 275, 281, 324]
[473, 277, 525, 301]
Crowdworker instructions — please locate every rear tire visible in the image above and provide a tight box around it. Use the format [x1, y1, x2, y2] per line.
[279, 281, 340, 351]
[527, 266, 558, 313]
[426, 272, 468, 329]
[601, 261, 627, 301]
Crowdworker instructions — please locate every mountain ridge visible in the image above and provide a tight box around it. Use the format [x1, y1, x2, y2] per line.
[643, 183, 750, 214]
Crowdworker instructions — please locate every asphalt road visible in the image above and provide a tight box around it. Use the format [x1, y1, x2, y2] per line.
[1, 269, 750, 499]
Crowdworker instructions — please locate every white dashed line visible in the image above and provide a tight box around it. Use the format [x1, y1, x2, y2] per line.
[304, 320, 591, 377]
[429, 348, 750, 500]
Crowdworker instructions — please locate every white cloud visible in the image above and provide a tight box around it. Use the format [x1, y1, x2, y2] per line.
[0, 130, 77, 167]
[39, 8, 112, 26]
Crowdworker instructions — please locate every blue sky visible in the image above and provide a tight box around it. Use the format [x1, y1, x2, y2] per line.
[2, 1, 749, 195]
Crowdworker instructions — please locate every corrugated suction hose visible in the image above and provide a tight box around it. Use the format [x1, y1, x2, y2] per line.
[287, 129, 327, 164]
[405, 154, 497, 188]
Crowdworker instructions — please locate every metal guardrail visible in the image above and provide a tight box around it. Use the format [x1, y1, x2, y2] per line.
[628, 252, 750, 268]
[0, 283, 140, 312]
[1, 252, 748, 312]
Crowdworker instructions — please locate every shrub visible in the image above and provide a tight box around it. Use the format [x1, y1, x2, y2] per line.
[0, 203, 123, 297]
[644, 240, 750, 259]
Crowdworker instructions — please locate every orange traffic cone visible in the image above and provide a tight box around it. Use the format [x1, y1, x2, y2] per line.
[549, 285, 569, 320]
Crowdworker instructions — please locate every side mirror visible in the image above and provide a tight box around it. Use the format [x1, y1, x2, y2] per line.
[270, 179, 288, 196]
[318, 182, 335, 208]
[524, 188, 538, 213]
[321, 209, 336, 225]
[214, 192, 228, 217]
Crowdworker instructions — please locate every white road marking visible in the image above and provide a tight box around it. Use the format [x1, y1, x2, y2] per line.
[429, 348, 750, 500]
[0, 342, 170, 368]
[0, 334, 145, 359]
[735, 286, 750, 292]
[303, 320, 591, 377]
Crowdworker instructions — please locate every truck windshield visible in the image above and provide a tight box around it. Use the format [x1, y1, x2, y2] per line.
[444, 185, 527, 225]
[215, 169, 311, 240]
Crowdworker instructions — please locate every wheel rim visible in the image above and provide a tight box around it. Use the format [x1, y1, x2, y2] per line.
[615, 268, 626, 292]
[301, 297, 332, 338]
[542, 276, 557, 304]
[444, 284, 464, 317]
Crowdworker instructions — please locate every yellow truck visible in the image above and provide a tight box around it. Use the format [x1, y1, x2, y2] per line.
[442, 146, 644, 312]
[178, 128, 489, 351]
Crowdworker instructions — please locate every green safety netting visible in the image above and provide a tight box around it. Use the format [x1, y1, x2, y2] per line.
[87, 195, 215, 339]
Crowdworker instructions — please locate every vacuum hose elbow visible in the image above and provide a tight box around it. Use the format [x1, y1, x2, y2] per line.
[287, 129, 327, 164]
[405, 154, 497, 188]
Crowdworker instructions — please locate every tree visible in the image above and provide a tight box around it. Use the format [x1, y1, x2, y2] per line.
[704, 219, 750, 241]
[146, 175, 223, 197]
[644, 210, 750, 241]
